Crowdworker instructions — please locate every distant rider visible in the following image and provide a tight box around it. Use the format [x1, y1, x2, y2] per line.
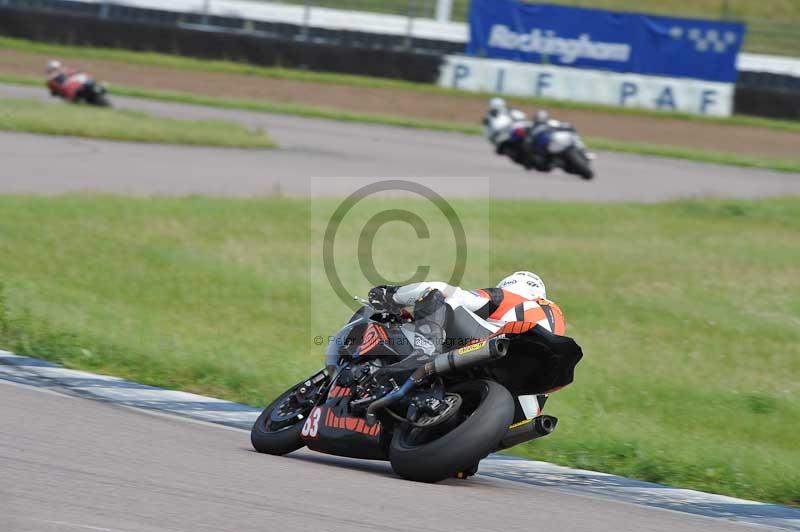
[524, 109, 576, 172]
[482, 97, 531, 168]
[45, 59, 81, 102]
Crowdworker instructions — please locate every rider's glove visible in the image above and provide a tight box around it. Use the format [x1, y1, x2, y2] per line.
[368, 285, 400, 312]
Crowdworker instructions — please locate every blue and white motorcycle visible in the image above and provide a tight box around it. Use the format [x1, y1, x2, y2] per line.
[485, 113, 596, 180]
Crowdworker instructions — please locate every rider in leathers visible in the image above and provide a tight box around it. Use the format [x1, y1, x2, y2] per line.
[524, 110, 576, 172]
[367, 271, 565, 419]
[482, 97, 531, 168]
[368, 271, 565, 362]
[45, 60, 79, 101]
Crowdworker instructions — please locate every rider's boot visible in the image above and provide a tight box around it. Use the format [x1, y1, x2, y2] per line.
[374, 288, 448, 382]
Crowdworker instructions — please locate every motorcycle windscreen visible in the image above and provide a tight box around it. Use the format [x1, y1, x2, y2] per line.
[323, 308, 372, 367]
[489, 324, 583, 396]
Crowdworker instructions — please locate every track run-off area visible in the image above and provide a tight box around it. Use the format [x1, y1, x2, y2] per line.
[0, 83, 799, 201]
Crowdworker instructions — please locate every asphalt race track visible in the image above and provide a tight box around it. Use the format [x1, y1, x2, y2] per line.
[1, 83, 799, 201]
[0, 374, 765, 532]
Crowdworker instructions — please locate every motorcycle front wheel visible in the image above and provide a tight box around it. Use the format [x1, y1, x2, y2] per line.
[563, 147, 594, 180]
[251, 379, 316, 456]
[389, 379, 514, 482]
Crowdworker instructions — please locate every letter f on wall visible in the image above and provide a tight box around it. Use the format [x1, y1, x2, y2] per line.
[535, 73, 552, 97]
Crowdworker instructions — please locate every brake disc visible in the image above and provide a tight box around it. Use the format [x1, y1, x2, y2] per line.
[411, 393, 462, 428]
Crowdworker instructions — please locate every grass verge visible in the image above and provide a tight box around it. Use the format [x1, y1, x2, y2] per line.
[0, 195, 798, 505]
[2, 36, 800, 134]
[0, 96, 275, 147]
[2, 74, 798, 172]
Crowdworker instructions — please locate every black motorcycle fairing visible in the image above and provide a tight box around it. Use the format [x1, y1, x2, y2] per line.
[487, 325, 583, 396]
[303, 392, 388, 460]
[324, 309, 413, 368]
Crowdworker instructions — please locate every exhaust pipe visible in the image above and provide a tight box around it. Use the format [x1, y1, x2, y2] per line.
[426, 337, 509, 377]
[365, 338, 509, 425]
[496, 415, 558, 450]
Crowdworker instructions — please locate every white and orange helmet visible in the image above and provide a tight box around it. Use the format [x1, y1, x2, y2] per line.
[497, 271, 546, 300]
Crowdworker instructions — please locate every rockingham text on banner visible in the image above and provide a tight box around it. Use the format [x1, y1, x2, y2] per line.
[467, 0, 746, 83]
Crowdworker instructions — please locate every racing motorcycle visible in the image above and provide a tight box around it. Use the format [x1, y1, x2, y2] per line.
[48, 72, 111, 107]
[251, 298, 583, 482]
[486, 114, 595, 180]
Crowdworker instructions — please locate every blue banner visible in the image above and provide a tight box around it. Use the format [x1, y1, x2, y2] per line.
[467, 0, 746, 83]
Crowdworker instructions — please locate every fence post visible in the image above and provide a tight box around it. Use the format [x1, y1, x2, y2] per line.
[435, 0, 452, 22]
[99, 0, 110, 19]
[202, 0, 211, 25]
[406, 0, 416, 49]
[301, 0, 311, 39]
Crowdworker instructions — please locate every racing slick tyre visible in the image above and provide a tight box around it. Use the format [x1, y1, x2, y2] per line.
[389, 379, 514, 483]
[564, 147, 594, 180]
[79, 83, 111, 107]
[251, 381, 311, 456]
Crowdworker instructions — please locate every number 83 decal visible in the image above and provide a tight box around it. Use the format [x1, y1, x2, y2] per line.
[301, 407, 322, 438]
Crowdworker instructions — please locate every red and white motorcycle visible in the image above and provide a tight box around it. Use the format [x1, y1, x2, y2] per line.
[47, 70, 111, 107]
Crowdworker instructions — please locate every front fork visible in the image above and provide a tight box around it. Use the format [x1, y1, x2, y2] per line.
[292, 367, 332, 416]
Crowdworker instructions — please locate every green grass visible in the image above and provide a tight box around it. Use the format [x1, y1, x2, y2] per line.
[0, 195, 798, 505]
[0, 97, 275, 148]
[2, 36, 800, 134]
[2, 74, 799, 173]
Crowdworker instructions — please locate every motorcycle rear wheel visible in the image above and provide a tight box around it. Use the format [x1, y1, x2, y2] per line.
[389, 379, 513, 482]
[250, 380, 312, 456]
[91, 94, 111, 107]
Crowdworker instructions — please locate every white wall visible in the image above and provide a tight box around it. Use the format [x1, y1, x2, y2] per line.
[440, 55, 735, 117]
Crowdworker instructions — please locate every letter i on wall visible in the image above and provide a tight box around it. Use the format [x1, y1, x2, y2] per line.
[495, 69, 506, 93]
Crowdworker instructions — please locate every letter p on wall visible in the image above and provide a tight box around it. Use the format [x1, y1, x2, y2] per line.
[619, 82, 638, 105]
[452, 63, 471, 89]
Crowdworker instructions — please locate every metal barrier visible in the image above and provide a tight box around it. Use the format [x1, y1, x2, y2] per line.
[0, 4, 446, 80]
[251, 0, 444, 20]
